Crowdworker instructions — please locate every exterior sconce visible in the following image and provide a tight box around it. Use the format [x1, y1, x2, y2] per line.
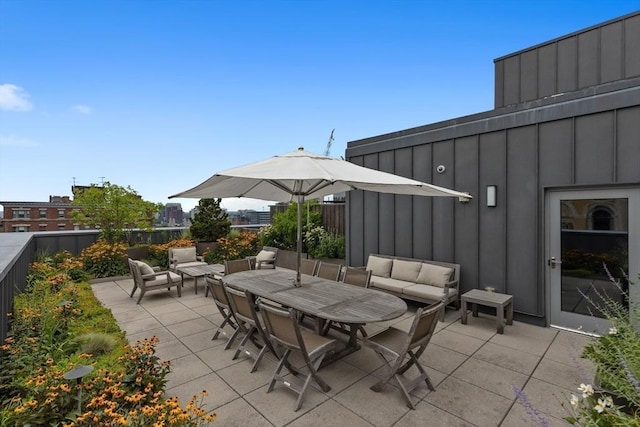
[458, 193, 471, 203]
[486, 185, 497, 207]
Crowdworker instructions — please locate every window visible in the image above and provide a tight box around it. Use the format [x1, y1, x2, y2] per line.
[39, 209, 47, 218]
[58, 209, 65, 218]
[12, 225, 30, 232]
[12, 210, 30, 219]
[39, 225, 47, 231]
[591, 209, 612, 230]
[57, 224, 66, 230]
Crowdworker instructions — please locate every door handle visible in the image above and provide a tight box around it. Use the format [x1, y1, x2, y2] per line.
[547, 257, 562, 268]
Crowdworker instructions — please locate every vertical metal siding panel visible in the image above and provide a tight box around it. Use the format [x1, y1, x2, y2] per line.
[495, 59, 505, 108]
[578, 29, 599, 88]
[504, 56, 520, 106]
[378, 151, 395, 255]
[363, 154, 379, 258]
[539, 120, 574, 186]
[601, 22, 624, 83]
[520, 49, 538, 102]
[412, 144, 432, 260]
[558, 37, 578, 93]
[348, 156, 365, 267]
[395, 148, 413, 257]
[616, 106, 640, 182]
[454, 136, 479, 294]
[479, 131, 507, 292]
[575, 112, 615, 184]
[432, 141, 455, 261]
[625, 15, 640, 78]
[538, 43, 557, 98]
[506, 126, 540, 315]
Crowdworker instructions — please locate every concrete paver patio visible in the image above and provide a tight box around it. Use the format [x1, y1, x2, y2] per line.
[92, 277, 596, 427]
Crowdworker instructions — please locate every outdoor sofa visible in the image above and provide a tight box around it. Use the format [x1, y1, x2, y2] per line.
[365, 254, 460, 320]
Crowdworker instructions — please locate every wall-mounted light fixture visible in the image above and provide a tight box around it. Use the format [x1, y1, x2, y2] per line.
[486, 185, 497, 207]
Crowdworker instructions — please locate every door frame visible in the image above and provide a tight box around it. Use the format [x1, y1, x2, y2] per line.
[545, 186, 640, 334]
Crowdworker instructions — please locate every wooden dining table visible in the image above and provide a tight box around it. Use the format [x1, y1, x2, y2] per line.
[221, 268, 407, 362]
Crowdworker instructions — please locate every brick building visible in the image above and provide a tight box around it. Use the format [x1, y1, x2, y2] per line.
[0, 196, 80, 232]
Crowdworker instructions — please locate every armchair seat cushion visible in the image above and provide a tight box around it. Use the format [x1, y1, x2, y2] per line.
[146, 271, 182, 287]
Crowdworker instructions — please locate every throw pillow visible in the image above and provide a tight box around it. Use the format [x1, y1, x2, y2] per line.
[416, 263, 454, 288]
[256, 249, 276, 262]
[366, 255, 393, 278]
[136, 260, 155, 276]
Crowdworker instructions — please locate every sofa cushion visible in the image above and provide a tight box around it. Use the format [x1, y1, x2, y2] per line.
[256, 249, 276, 262]
[135, 260, 155, 276]
[172, 247, 197, 264]
[366, 255, 393, 278]
[416, 263, 454, 288]
[369, 276, 414, 293]
[391, 259, 422, 282]
[403, 284, 458, 300]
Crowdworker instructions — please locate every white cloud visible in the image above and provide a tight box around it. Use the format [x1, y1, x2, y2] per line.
[0, 84, 33, 111]
[73, 104, 92, 115]
[0, 134, 39, 147]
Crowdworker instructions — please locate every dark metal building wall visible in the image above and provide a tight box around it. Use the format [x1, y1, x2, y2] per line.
[494, 12, 640, 108]
[346, 95, 639, 320]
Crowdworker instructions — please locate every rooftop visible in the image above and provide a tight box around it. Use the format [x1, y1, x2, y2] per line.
[92, 275, 596, 426]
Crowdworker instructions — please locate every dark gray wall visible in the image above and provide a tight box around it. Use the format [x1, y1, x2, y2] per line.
[495, 12, 640, 108]
[346, 87, 640, 320]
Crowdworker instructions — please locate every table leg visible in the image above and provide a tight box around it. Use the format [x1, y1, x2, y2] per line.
[472, 303, 478, 317]
[461, 298, 468, 324]
[497, 304, 505, 334]
[506, 300, 514, 325]
[194, 276, 199, 294]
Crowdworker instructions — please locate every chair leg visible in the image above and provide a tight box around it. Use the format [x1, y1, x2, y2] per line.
[232, 325, 255, 360]
[176, 283, 182, 297]
[268, 348, 291, 393]
[224, 327, 242, 350]
[136, 289, 145, 304]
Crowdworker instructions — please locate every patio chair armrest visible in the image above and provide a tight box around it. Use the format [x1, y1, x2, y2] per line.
[142, 271, 171, 280]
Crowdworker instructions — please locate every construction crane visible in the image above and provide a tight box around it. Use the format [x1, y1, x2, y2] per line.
[324, 129, 335, 156]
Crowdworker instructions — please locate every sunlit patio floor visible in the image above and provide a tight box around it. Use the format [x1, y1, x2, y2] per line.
[91, 277, 596, 426]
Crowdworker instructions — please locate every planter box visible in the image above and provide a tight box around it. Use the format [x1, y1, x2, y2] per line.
[126, 246, 150, 260]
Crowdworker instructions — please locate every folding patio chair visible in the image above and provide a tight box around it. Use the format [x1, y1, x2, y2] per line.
[258, 300, 338, 411]
[362, 302, 444, 409]
[299, 258, 318, 276]
[225, 258, 253, 274]
[342, 267, 372, 288]
[205, 276, 238, 349]
[224, 284, 275, 372]
[315, 261, 342, 281]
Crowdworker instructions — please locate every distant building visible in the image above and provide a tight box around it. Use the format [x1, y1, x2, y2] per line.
[161, 203, 185, 226]
[0, 196, 80, 232]
[227, 210, 271, 225]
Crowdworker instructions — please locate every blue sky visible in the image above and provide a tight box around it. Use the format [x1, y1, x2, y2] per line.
[1, 1, 638, 213]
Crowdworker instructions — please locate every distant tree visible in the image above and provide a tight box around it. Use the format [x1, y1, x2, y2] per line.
[71, 182, 162, 244]
[190, 198, 231, 242]
[259, 201, 322, 251]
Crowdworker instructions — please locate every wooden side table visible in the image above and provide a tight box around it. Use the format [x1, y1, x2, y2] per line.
[460, 289, 513, 334]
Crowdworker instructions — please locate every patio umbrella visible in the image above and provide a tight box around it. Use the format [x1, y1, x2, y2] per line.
[169, 147, 471, 286]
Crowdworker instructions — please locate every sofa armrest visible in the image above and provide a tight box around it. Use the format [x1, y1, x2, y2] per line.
[142, 271, 171, 280]
[196, 255, 204, 262]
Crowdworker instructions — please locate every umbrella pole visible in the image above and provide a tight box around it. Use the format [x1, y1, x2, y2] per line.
[296, 194, 303, 287]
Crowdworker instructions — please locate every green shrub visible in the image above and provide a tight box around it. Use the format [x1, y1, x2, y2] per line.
[81, 239, 129, 278]
[76, 333, 117, 356]
[147, 238, 195, 268]
[564, 268, 640, 425]
[305, 226, 345, 259]
[259, 202, 322, 251]
[205, 230, 260, 263]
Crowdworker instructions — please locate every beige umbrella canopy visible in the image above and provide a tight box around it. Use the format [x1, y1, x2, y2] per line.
[170, 147, 471, 286]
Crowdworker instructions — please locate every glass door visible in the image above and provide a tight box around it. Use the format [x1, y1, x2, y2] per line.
[546, 188, 639, 333]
